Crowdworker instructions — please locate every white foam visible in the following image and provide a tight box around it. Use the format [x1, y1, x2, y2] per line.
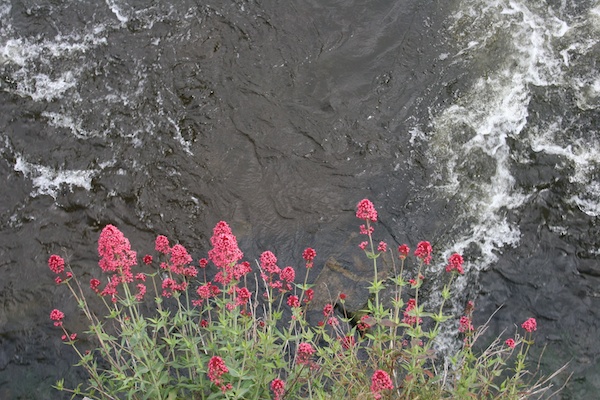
[529, 125, 600, 217]
[14, 155, 96, 199]
[41, 111, 104, 139]
[425, 0, 571, 268]
[571, 192, 600, 217]
[1, 30, 106, 101]
[16, 71, 78, 102]
[167, 116, 193, 156]
[42, 112, 87, 139]
[105, 0, 129, 24]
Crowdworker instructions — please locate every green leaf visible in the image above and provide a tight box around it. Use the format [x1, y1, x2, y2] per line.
[53, 379, 64, 391]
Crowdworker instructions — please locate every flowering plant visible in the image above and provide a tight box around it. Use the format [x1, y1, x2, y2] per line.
[48, 199, 565, 399]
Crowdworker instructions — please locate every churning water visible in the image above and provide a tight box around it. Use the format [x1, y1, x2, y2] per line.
[0, 0, 598, 398]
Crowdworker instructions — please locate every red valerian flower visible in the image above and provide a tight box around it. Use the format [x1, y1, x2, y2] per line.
[377, 241, 387, 252]
[398, 244, 410, 259]
[155, 235, 170, 254]
[458, 315, 474, 333]
[48, 255, 65, 274]
[371, 369, 394, 400]
[359, 224, 374, 235]
[357, 314, 372, 331]
[207, 356, 229, 389]
[323, 303, 334, 317]
[302, 247, 316, 262]
[98, 225, 137, 275]
[198, 258, 208, 268]
[232, 261, 252, 280]
[182, 266, 198, 278]
[287, 295, 300, 308]
[280, 266, 295, 284]
[303, 288, 314, 303]
[169, 244, 192, 273]
[403, 298, 422, 326]
[50, 309, 65, 327]
[195, 282, 219, 305]
[505, 338, 516, 349]
[134, 273, 146, 281]
[414, 241, 432, 264]
[135, 284, 146, 301]
[161, 278, 185, 298]
[260, 250, 280, 275]
[271, 379, 285, 400]
[522, 318, 537, 333]
[235, 286, 251, 306]
[208, 221, 244, 272]
[296, 342, 315, 365]
[446, 253, 464, 274]
[356, 199, 378, 222]
[359, 241, 368, 250]
[90, 278, 101, 292]
[142, 254, 153, 265]
[62, 333, 77, 341]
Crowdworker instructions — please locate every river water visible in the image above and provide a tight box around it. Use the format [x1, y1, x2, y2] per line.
[0, 0, 598, 398]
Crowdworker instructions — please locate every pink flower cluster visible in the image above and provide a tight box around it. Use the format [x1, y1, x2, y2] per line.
[155, 235, 198, 293]
[94, 225, 138, 302]
[505, 318, 537, 348]
[356, 199, 378, 222]
[137, 234, 194, 299]
[398, 244, 410, 259]
[302, 247, 316, 268]
[98, 225, 137, 275]
[357, 314, 372, 331]
[403, 298, 422, 326]
[458, 315, 474, 333]
[259, 250, 297, 293]
[522, 317, 537, 333]
[359, 224, 374, 235]
[271, 378, 285, 400]
[296, 342, 315, 365]
[287, 295, 300, 308]
[47, 254, 72, 285]
[206, 221, 250, 286]
[371, 369, 394, 400]
[50, 309, 64, 327]
[207, 356, 231, 393]
[48, 255, 65, 274]
[446, 253, 464, 274]
[161, 278, 187, 298]
[414, 241, 432, 265]
[192, 282, 220, 307]
[304, 288, 314, 304]
[61, 333, 77, 341]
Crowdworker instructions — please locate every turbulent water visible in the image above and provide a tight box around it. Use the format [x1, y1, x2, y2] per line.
[0, 0, 598, 398]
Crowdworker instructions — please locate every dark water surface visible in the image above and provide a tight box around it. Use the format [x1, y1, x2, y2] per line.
[0, 0, 598, 398]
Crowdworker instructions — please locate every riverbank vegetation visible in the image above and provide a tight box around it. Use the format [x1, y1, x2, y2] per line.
[47, 199, 566, 399]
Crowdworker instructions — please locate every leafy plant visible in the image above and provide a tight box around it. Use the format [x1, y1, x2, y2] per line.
[47, 199, 567, 399]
